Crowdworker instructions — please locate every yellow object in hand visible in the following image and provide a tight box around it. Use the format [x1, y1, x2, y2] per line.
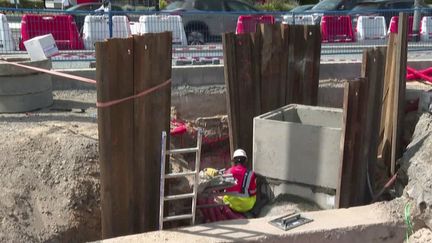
[204, 167, 219, 177]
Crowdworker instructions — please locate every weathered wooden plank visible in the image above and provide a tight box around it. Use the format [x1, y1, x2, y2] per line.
[133, 33, 172, 232]
[285, 24, 320, 105]
[300, 24, 321, 106]
[359, 47, 386, 202]
[251, 30, 262, 116]
[391, 13, 408, 175]
[234, 33, 259, 167]
[286, 25, 304, 104]
[96, 38, 135, 238]
[223, 31, 263, 168]
[280, 24, 290, 106]
[223, 33, 239, 160]
[379, 34, 397, 168]
[259, 23, 282, 113]
[336, 80, 361, 208]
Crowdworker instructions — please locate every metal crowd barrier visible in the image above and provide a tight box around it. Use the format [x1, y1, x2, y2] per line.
[0, 7, 430, 63]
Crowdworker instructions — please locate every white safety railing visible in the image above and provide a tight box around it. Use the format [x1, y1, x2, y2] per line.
[0, 14, 16, 51]
[139, 15, 187, 46]
[282, 14, 314, 25]
[356, 16, 387, 41]
[421, 16, 432, 41]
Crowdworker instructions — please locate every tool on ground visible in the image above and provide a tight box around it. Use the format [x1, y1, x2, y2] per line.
[159, 129, 203, 230]
[269, 213, 313, 231]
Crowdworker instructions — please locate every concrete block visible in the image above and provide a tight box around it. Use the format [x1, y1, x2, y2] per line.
[0, 58, 53, 113]
[253, 104, 343, 205]
[0, 89, 53, 113]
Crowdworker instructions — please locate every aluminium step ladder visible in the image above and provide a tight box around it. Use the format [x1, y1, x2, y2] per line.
[159, 129, 203, 230]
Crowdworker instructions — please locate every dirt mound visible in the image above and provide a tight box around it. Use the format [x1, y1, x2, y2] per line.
[0, 90, 232, 241]
[396, 113, 432, 233]
[0, 121, 100, 242]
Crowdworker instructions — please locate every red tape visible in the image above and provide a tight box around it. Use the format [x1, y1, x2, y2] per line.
[0, 60, 172, 108]
[0, 60, 97, 84]
[96, 79, 172, 108]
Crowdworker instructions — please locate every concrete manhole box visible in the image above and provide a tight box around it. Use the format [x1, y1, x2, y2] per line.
[0, 58, 53, 113]
[253, 104, 343, 209]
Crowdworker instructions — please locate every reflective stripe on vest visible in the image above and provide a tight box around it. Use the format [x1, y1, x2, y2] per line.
[237, 170, 253, 197]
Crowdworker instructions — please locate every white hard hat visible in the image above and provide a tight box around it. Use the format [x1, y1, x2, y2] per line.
[233, 149, 247, 159]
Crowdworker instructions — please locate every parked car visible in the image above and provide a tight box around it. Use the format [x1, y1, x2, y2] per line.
[66, 3, 126, 31]
[309, 0, 357, 11]
[162, 0, 260, 44]
[305, 0, 358, 23]
[290, 4, 315, 13]
[349, 0, 431, 27]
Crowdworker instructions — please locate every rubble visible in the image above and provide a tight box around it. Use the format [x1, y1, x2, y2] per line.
[397, 113, 432, 233]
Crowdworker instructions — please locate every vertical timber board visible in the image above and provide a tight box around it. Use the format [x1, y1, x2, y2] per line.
[392, 13, 408, 175]
[360, 47, 386, 202]
[259, 24, 282, 113]
[280, 24, 289, 106]
[286, 25, 305, 104]
[251, 31, 262, 116]
[379, 34, 397, 168]
[223, 33, 239, 160]
[300, 24, 321, 106]
[96, 38, 135, 238]
[336, 80, 361, 208]
[133, 33, 172, 232]
[234, 33, 259, 167]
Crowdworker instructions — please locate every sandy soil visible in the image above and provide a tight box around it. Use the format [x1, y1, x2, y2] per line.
[0, 90, 100, 242]
[408, 227, 432, 243]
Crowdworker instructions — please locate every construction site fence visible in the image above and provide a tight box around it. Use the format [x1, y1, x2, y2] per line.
[0, 7, 431, 62]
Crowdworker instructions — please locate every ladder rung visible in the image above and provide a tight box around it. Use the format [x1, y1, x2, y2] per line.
[168, 147, 199, 155]
[163, 214, 193, 222]
[165, 171, 196, 179]
[164, 193, 194, 201]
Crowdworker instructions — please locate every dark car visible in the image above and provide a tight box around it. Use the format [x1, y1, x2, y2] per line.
[309, 0, 357, 11]
[66, 3, 125, 30]
[349, 0, 431, 27]
[163, 0, 260, 44]
[290, 4, 315, 13]
[305, 0, 358, 23]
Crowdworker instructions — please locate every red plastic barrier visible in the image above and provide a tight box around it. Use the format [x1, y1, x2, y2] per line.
[236, 15, 275, 34]
[19, 14, 84, 50]
[388, 16, 414, 40]
[321, 15, 354, 43]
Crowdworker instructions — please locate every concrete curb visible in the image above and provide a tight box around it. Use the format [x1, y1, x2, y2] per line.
[97, 204, 405, 243]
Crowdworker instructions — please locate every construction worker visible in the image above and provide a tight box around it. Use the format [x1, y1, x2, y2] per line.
[197, 149, 257, 222]
[223, 148, 257, 213]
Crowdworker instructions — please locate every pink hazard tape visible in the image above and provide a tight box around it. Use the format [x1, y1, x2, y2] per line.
[1, 60, 172, 108]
